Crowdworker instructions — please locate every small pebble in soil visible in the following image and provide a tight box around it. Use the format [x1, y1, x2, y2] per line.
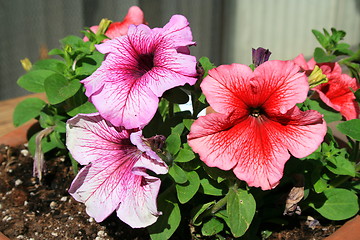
[20, 149, 29, 157]
[88, 217, 94, 223]
[49, 201, 57, 209]
[2, 215, 12, 222]
[60, 196, 67, 202]
[15, 179, 23, 186]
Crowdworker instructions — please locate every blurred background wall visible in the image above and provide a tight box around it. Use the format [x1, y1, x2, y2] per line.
[0, 0, 359, 100]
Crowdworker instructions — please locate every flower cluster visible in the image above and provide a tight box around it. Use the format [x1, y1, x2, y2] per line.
[67, 9, 198, 227]
[16, 5, 359, 239]
[66, 6, 360, 231]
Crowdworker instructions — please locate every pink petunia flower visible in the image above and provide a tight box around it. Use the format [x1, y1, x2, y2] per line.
[66, 113, 168, 228]
[83, 6, 146, 41]
[81, 15, 198, 129]
[293, 54, 359, 120]
[188, 61, 327, 190]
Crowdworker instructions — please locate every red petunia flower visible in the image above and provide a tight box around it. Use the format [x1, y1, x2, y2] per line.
[84, 6, 146, 41]
[188, 60, 327, 190]
[293, 54, 359, 120]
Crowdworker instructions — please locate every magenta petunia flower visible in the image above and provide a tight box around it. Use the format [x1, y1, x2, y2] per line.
[293, 54, 359, 120]
[81, 15, 198, 129]
[83, 6, 146, 42]
[188, 60, 327, 190]
[66, 113, 168, 228]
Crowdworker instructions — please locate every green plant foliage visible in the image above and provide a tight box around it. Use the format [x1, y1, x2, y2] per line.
[17, 70, 56, 93]
[148, 190, 181, 240]
[310, 188, 359, 220]
[226, 187, 256, 237]
[13, 98, 46, 127]
[336, 119, 360, 141]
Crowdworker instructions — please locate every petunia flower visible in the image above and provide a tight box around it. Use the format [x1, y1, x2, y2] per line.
[66, 113, 168, 228]
[293, 54, 359, 120]
[188, 60, 327, 190]
[81, 14, 198, 129]
[83, 6, 146, 41]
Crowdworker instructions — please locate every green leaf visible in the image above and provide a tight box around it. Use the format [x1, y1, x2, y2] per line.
[334, 43, 352, 56]
[355, 89, 360, 103]
[199, 56, 216, 78]
[44, 74, 81, 104]
[191, 201, 216, 226]
[165, 134, 181, 155]
[336, 119, 360, 140]
[176, 170, 200, 204]
[330, 28, 346, 43]
[148, 193, 181, 240]
[174, 148, 195, 163]
[226, 188, 256, 237]
[200, 177, 226, 196]
[201, 217, 224, 236]
[326, 155, 356, 177]
[66, 100, 97, 117]
[183, 119, 194, 130]
[306, 98, 342, 123]
[169, 163, 188, 184]
[17, 70, 56, 93]
[75, 51, 104, 76]
[13, 98, 46, 127]
[313, 47, 336, 63]
[60, 35, 85, 48]
[171, 122, 185, 135]
[32, 59, 66, 73]
[312, 29, 329, 49]
[310, 188, 359, 220]
[48, 48, 64, 57]
[162, 87, 190, 104]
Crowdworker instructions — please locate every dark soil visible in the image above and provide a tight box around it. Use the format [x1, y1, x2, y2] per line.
[0, 144, 340, 240]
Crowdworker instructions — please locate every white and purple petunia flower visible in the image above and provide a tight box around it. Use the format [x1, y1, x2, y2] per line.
[81, 14, 198, 129]
[66, 113, 168, 228]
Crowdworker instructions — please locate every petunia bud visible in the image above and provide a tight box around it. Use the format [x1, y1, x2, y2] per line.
[96, 18, 112, 36]
[252, 47, 271, 68]
[307, 65, 328, 88]
[20, 58, 32, 72]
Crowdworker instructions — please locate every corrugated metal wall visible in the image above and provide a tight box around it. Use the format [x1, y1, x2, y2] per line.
[0, 0, 359, 100]
[224, 0, 360, 64]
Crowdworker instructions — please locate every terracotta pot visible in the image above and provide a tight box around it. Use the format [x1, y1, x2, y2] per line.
[0, 121, 39, 147]
[0, 232, 10, 240]
[324, 215, 360, 240]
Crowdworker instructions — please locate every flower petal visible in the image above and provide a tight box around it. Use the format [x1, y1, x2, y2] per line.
[66, 113, 133, 165]
[82, 16, 197, 128]
[314, 73, 359, 120]
[68, 152, 163, 227]
[67, 113, 168, 227]
[253, 60, 309, 114]
[189, 107, 326, 190]
[201, 64, 253, 115]
[156, 14, 195, 47]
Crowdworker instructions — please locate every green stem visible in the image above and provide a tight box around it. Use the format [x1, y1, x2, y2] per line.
[350, 141, 359, 163]
[168, 101, 174, 118]
[211, 194, 228, 214]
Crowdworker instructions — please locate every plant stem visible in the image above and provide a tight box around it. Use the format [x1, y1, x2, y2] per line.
[211, 195, 228, 214]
